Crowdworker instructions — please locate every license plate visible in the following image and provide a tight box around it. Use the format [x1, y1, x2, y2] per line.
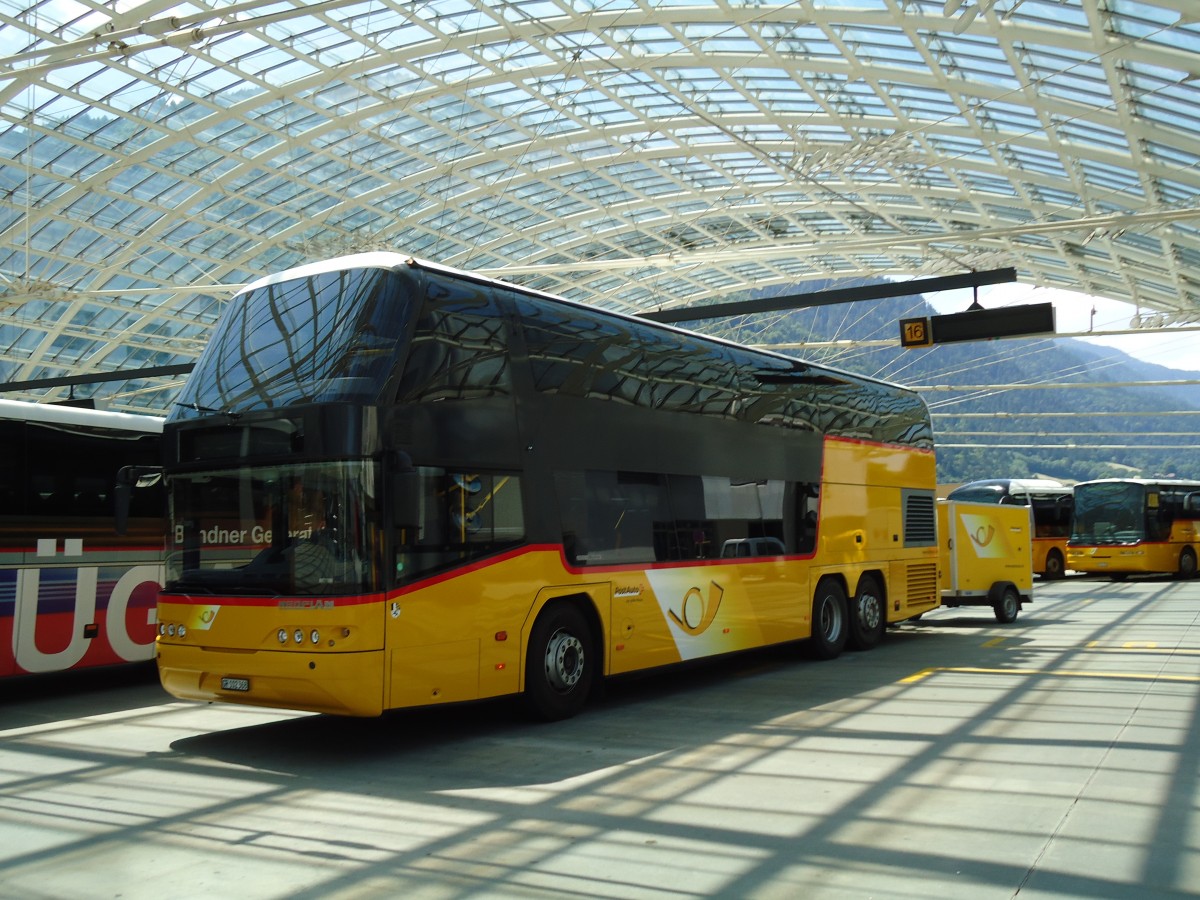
[221, 677, 250, 692]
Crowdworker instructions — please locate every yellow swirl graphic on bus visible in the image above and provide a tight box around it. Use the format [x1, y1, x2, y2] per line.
[187, 605, 221, 631]
[668, 582, 725, 636]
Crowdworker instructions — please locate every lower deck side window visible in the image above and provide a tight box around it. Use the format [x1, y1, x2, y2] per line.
[555, 470, 817, 566]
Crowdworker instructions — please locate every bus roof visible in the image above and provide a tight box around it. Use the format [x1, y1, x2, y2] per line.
[0, 398, 164, 433]
[235, 252, 924, 398]
[951, 478, 1071, 495]
[1074, 478, 1200, 489]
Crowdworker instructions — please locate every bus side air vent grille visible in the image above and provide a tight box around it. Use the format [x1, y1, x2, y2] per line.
[903, 491, 937, 547]
[906, 562, 939, 607]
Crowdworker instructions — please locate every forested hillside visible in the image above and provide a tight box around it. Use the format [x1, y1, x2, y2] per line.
[688, 289, 1200, 484]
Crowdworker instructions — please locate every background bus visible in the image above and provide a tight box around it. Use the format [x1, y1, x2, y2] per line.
[1068, 478, 1200, 580]
[153, 253, 939, 720]
[0, 399, 165, 677]
[945, 478, 1073, 579]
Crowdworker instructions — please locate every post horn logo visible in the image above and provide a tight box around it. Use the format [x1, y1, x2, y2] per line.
[969, 524, 996, 548]
[668, 581, 725, 636]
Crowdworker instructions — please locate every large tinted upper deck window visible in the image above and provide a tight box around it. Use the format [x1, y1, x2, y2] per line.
[394, 271, 512, 402]
[172, 267, 413, 418]
[512, 293, 932, 447]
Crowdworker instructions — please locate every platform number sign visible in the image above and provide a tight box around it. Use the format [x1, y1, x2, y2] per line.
[899, 316, 932, 348]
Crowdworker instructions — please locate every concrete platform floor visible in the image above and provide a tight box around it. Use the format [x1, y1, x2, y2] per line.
[3, 576, 1199, 899]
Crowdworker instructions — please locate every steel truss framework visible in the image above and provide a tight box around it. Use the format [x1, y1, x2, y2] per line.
[0, 0, 1197, 413]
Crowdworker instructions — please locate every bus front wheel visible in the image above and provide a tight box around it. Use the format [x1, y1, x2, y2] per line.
[805, 580, 848, 660]
[524, 603, 595, 721]
[1178, 547, 1197, 580]
[848, 575, 885, 651]
[1043, 549, 1065, 580]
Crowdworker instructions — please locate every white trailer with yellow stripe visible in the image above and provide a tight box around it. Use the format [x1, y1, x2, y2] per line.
[937, 499, 1034, 623]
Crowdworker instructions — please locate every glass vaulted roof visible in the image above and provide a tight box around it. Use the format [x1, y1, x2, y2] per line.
[0, 0, 1197, 413]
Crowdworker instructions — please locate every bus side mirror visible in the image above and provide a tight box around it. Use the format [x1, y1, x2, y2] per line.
[115, 465, 163, 535]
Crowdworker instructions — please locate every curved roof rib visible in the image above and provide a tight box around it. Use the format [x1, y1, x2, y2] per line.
[0, 0, 1196, 412]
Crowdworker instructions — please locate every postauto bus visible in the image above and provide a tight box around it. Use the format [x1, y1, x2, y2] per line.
[152, 254, 939, 719]
[1068, 478, 1200, 580]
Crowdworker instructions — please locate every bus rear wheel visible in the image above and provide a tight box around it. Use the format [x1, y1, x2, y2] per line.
[805, 580, 848, 660]
[848, 575, 885, 651]
[1178, 547, 1197, 580]
[524, 603, 595, 721]
[1042, 549, 1065, 580]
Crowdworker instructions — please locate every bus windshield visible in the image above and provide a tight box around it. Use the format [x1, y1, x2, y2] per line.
[1070, 481, 1145, 545]
[166, 461, 382, 596]
[172, 267, 412, 417]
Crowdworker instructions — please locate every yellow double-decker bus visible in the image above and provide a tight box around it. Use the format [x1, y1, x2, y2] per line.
[151, 254, 939, 719]
[1068, 479, 1200, 580]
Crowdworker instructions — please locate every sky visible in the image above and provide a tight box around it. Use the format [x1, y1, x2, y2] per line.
[928, 283, 1199, 373]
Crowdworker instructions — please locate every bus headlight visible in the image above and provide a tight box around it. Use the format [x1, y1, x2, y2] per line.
[310, 629, 320, 645]
[278, 629, 288, 645]
[293, 628, 303, 644]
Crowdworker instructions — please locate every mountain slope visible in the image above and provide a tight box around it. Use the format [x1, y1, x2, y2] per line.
[691, 291, 1200, 483]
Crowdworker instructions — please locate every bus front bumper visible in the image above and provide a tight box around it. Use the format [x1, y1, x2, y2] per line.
[1067, 546, 1145, 572]
[157, 643, 385, 717]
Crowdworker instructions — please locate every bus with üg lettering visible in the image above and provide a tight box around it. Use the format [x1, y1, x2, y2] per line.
[150, 254, 940, 719]
[1067, 478, 1200, 580]
[946, 478, 1073, 579]
[1, 398, 165, 677]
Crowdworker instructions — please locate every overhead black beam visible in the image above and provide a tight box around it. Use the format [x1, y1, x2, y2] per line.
[638, 268, 1018, 325]
[0, 363, 195, 393]
[932, 301, 1057, 344]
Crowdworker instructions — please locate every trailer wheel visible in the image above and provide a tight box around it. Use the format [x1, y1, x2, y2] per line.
[847, 575, 885, 651]
[524, 603, 595, 721]
[805, 579, 848, 660]
[993, 585, 1020, 624]
[1178, 547, 1197, 580]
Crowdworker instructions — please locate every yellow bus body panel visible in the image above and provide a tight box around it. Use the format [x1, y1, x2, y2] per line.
[1067, 519, 1198, 576]
[1031, 537, 1066, 577]
[156, 594, 387, 715]
[156, 438, 941, 716]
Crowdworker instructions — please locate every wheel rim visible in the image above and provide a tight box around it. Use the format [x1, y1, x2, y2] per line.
[543, 629, 585, 693]
[1003, 592, 1018, 617]
[858, 591, 882, 631]
[1182, 551, 1197, 578]
[820, 594, 844, 641]
[1046, 553, 1062, 577]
